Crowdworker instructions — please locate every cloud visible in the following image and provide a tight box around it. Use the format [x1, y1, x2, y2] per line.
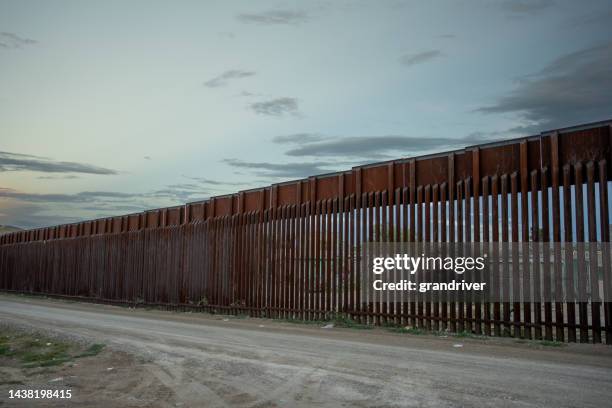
[236, 90, 264, 98]
[476, 42, 612, 130]
[148, 186, 210, 202]
[204, 70, 256, 88]
[399, 50, 443, 67]
[237, 10, 309, 25]
[0, 32, 37, 49]
[271, 133, 325, 144]
[185, 177, 246, 186]
[144, 156, 151, 160]
[500, 0, 554, 14]
[568, 8, 612, 27]
[0, 151, 118, 175]
[0, 174, 228, 228]
[37, 175, 80, 180]
[223, 158, 336, 178]
[273, 134, 492, 159]
[0, 202, 80, 230]
[0, 189, 137, 203]
[250, 97, 300, 116]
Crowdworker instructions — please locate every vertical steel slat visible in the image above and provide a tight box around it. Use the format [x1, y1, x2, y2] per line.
[308, 201, 315, 320]
[465, 177, 473, 333]
[343, 196, 350, 314]
[270, 207, 278, 317]
[315, 200, 322, 319]
[280, 206, 287, 317]
[322, 199, 332, 319]
[440, 183, 448, 330]
[456, 180, 464, 333]
[473, 150, 482, 335]
[482, 176, 491, 336]
[541, 168, 554, 341]
[409, 161, 417, 328]
[284, 206, 291, 317]
[332, 198, 338, 316]
[510, 172, 521, 338]
[551, 134, 565, 342]
[298, 203, 306, 319]
[598, 160, 612, 344]
[424, 185, 432, 330]
[562, 165, 577, 342]
[381, 191, 388, 325]
[530, 170, 543, 340]
[348, 195, 355, 319]
[367, 192, 375, 324]
[401, 187, 410, 326]
[359, 192, 367, 323]
[394, 187, 401, 324]
[448, 154, 456, 333]
[586, 162, 601, 343]
[500, 174, 512, 337]
[416, 185, 424, 328]
[491, 175, 501, 337]
[432, 184, 440, 331]
[291, 204, 298, 317]
[519, 142, 532, 339]
[372, 192, 380, 324]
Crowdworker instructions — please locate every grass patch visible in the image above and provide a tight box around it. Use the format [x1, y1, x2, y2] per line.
[539, 340, 564, 347]
[277, 318, 325, 326]
[0, 329, 106, 369]
[331, 315, 372, 330]
[514, 339, 564, 347]
[386, 326, 425, 335]
[451, 331, 488, 340]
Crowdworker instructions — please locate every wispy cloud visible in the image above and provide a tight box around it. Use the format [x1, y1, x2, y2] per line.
[250, 97, 300, 117]
[204, 70, 256, 88]
[237, 10, 309, 25]
[0, 202, 80, 230]
[273, 133, 493, 160]
[568, 8, 612, 28]
[0, 32, 37, 49]
[0, 181, 214, 228]
[0, 151, 117, 175]
[223, 158, 336, 178]
[271, 133, 325, 144]
[399, 50, 443, 67]
[0, 176, 251, 227]
[476, 41, 612, 131]
[0, 189, 136, 203]
[184, 176, 247, 187]
[500, 0, 554, 14]
[37, 175, 80, 180]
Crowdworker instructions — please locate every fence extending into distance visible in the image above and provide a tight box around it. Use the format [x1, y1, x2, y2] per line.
[1, 120, 611, 344]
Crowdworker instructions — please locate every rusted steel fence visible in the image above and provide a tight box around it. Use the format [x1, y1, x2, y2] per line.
[1, 120, 611, 343]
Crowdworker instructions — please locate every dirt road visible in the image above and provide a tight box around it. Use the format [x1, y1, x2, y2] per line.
[1, 294, 611, 407]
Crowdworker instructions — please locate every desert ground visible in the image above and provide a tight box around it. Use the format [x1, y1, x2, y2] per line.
[1, 293, 611, 407]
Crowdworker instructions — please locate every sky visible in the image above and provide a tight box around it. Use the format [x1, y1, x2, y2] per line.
[1, 0, 612, 229]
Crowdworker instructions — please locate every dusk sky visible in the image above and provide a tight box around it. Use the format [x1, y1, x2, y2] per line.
[1, 0, 612, 229]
